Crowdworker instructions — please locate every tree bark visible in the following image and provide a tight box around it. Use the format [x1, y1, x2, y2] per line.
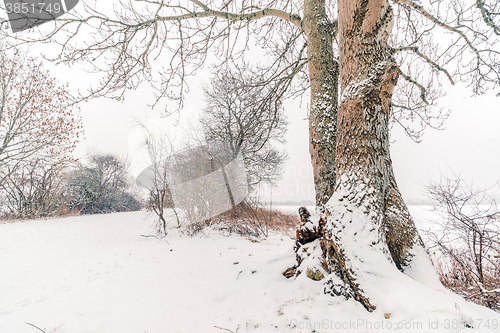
[318, 0, 437, 311]
[303, 0, 338, 207]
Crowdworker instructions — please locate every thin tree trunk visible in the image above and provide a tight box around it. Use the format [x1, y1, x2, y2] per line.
[318, 0, 437, 311]
[303, 0, 338, 207]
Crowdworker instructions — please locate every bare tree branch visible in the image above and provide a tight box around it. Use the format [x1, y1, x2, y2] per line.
[392, 45, 455, 84]
[476, 0, 500, 36]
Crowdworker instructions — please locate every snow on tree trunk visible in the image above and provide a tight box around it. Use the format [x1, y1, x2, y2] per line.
[303, 0, 338, 207]
[319, 0, 439, 311]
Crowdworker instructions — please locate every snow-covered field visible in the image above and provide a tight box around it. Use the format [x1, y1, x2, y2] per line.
[1, 208, 499, 333]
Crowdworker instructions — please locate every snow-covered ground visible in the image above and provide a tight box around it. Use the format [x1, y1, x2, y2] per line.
[1, 208, 499, 333]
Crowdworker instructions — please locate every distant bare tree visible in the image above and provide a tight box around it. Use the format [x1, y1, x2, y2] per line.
[201, 68, 288, 189]
[136, 124, 179, 234]
[426, 175, 500, 309]
[66, 153, 143, 214]
[148, 182, 174, 235]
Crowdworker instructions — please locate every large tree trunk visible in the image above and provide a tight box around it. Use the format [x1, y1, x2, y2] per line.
[303, 0, 338, 207]
[318, 0, 438, 311]
[285, 0, 439, 312]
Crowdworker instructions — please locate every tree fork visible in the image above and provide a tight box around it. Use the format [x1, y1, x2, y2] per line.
[285, 0, 433, 311]
[316, 0, 436, 310]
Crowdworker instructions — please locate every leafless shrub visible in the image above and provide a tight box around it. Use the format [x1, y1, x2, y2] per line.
[0, 156, 72, 219]
[135, 122, 180, 236]
[426, 175, 500, 310]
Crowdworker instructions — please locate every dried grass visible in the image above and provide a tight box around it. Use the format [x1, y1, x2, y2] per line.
[184, 201, 300, 239]
[432, 253, 500, 310]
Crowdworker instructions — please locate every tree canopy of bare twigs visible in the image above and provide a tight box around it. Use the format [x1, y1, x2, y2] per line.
[201, 68, 288, 188]
[0, 0, 497, 140]
[0, 43, 82, 184]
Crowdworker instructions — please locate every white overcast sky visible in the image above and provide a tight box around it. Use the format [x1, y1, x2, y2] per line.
[7, 5, 498, 205]
[64, 68, 500, 204]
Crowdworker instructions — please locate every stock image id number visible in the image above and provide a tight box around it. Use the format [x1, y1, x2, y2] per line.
[5, 1, 65, 15]
[444, 319, 498, 330]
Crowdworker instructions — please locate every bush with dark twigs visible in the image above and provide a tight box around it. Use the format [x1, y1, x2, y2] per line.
[426, 175, 500, 310]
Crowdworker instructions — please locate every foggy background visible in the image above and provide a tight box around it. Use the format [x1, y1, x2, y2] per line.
[69, 72, 500, 205]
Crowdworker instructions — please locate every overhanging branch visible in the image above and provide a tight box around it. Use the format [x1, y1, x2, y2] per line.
[137, 0, 304, 31]
[476, 0, 500, 36]
[392, 46, 455, 85]
[392, 0, 479, 55]
[398, 69, 430, 105]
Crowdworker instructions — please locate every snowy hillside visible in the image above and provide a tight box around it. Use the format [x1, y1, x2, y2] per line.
[1, 210, 499, 333]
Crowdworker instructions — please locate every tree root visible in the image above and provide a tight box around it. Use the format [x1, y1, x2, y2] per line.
[321, 236, 376, 312]
[284, 207, 376, 312]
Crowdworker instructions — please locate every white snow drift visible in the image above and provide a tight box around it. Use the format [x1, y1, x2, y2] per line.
[1, 208, 499, 332]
